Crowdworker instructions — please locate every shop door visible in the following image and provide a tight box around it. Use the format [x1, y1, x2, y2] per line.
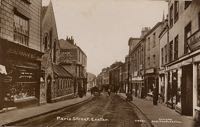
[182, 64, 193, 116]
[46, 76, 52, 103]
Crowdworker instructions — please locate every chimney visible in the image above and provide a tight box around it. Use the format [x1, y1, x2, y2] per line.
[66, 36, 75, 45]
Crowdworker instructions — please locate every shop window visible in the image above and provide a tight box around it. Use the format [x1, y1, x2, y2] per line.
[174, 35, 178, 60]
[197, 64, 200, 107]
[169, 4, 173, 28]
[185, 1, 192, 9]
[174, 1, 179, 23]
[184, 22, 192, 54]
[169, 41, 173, 62]
[14, 14, 29, 46]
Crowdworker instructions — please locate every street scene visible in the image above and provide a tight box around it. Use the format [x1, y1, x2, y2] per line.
[0, 0, 200, 127]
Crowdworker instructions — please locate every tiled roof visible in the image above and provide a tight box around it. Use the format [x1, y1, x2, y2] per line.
[53, 65, 73, 78]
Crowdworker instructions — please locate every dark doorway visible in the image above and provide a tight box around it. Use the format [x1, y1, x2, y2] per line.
[46, 76, 52, 103]
[182, 64, 193, 116]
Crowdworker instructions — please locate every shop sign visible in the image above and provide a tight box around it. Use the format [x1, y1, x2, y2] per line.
[7, 46, 40, 60]
[187, 30, 200, 51]
[17, 70, 36, 82]
[146, 68, 155, 74]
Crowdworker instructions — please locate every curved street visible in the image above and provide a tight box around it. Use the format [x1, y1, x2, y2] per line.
[11, 93, 150, 127]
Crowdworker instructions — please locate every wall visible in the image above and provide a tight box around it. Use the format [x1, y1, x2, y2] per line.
[168, 0, 200, 58]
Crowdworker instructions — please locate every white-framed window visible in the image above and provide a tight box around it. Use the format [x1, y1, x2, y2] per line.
[14, 14, 29, 46]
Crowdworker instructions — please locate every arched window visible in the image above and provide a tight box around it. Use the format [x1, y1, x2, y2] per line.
[43, 33, 48, 50]
[53, 40, 56, 62]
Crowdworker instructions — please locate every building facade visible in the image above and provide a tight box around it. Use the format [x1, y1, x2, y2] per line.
[109, 62, 123, 93]
[160, 0, 200, 119]
[0, 0, 43, 109]
[41, 1, 59, 104]
[144, 22, 165, 98]
[87, 72, 96, 91]
[129, 38, 145, 98]
[57, 38, 87, 97]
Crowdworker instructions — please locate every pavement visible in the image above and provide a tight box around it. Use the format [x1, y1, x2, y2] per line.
[119, 93, 198, 127]
[0, 93, 92, 126]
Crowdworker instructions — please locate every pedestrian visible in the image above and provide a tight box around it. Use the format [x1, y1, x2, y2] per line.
[152, 83, 158, 105]
[108, 88, 111, 96]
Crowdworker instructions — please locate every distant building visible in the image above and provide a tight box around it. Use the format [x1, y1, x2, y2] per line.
[87, 72, 96, 91]
[129, 37, 145, 98]
[109, 61, 123, 93]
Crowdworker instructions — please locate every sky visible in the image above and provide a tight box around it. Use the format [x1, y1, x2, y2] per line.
[42, 0, 168, 76]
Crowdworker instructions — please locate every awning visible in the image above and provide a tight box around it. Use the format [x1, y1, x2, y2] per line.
[0, 65, 7, 75]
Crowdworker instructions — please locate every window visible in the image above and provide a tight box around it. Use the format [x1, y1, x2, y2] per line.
[49, 29, 52, 48]
[148, 37, 150, 50]
[184, 22, 192, 54]
[44, 33, 48, 50]
[199, 12, 200, 29]
[165, 44, 168, 63]
[185, 1, 192, 9]
[174, 1, 179, 23]
[174, 35, 178, 60]
[14, 14, 29, 46]
[53, 41, 56, 63]
[170, 4, 174, 28]
[169, 41, 173, 62]
[147, 57, 150, 67]
[161, 48, 164, 65]
[153, 33, 156, 47]
[153, 55, 156, 66]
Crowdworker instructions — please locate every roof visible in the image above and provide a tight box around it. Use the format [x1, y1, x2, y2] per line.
[59, 39, 77, 49]
[62, 66, 76, 77]
[53, 65, 73, 78]
[41, 6, 48, 19]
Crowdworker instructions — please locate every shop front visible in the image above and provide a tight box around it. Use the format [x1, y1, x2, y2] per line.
[144, 68, 158, 97]
[1, 39, 42, 108]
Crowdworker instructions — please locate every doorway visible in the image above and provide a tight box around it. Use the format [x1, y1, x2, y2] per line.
[46, 75, 52, 103]
[182, 64, 193, 116]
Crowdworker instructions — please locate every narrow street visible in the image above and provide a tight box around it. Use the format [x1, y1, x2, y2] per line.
[10, 93, 150, 127]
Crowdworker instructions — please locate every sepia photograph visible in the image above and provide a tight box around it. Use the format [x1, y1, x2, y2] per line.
[0, 0, 200, 126]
